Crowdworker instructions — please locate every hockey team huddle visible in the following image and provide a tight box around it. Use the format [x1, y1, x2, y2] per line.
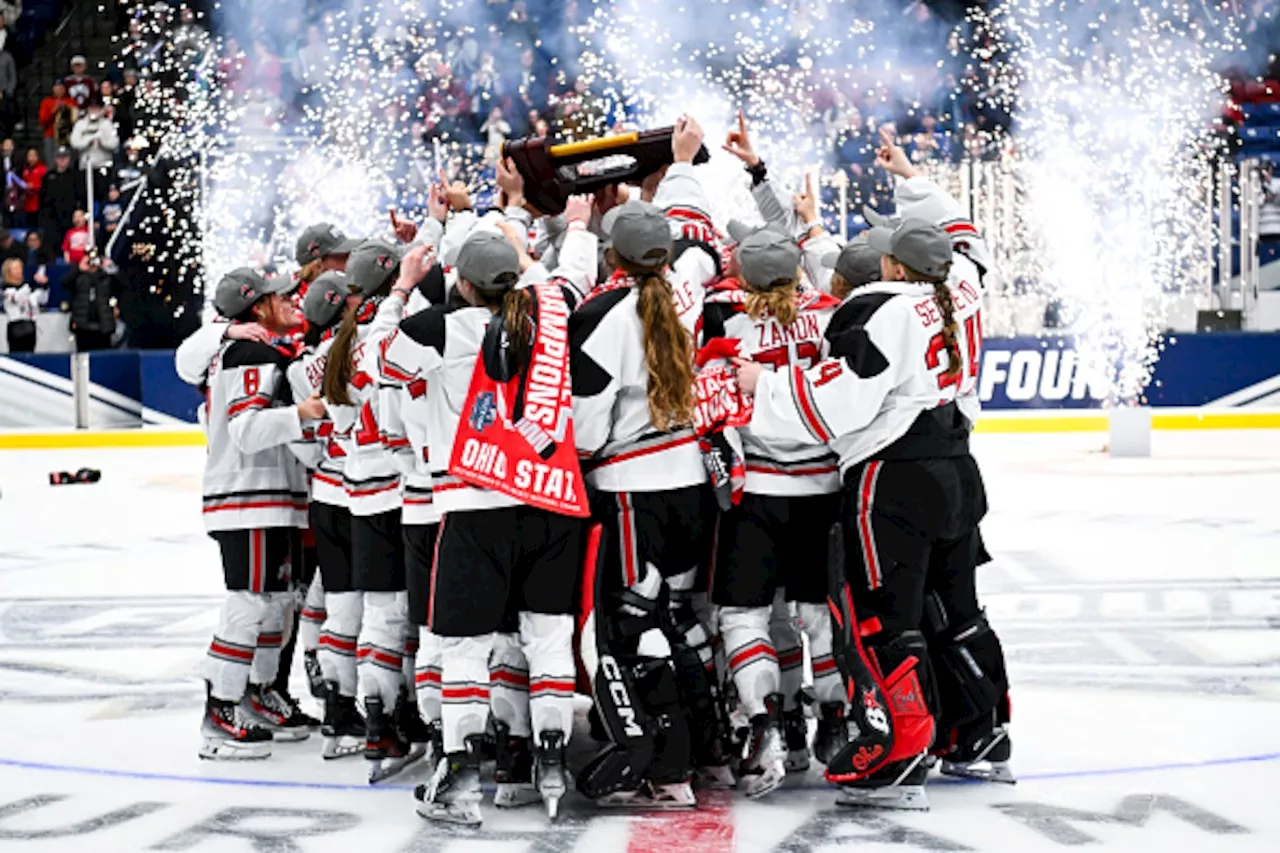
[178, 112, 1012, 825]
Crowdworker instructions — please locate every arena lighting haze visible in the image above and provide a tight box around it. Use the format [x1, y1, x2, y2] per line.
[128, 0, 1244, 404]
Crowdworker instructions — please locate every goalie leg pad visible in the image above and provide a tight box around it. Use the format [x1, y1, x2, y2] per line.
[665, 568, 733, 768]
[824, 523, 936, 784]
[932, 612, 1010, 734]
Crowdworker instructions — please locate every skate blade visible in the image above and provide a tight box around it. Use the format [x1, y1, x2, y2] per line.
[941, 760, 1016, 784]
[368, 743, 427, 784]
[199, 740, 272, 761]
[741, 768, 786, 800]
[545, 793, 561, 821]
[267, 728, 311, 743]
[494, 783, 542, 808]
[836, 784, 929, 811]
[321, 736, 364, 760]
[596, 785, 696, 811]
[785, 750, 811, 773]
[414, 799, 482, 826]
[696, 765, 736, 790]
[539, 776, 568, 820]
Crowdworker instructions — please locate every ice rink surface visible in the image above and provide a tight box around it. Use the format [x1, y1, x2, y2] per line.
[1, 429, 1279, 852]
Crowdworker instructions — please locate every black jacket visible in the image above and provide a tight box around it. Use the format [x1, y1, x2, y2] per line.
[39, 167, 85, 224]
[67, 268, 116, 335]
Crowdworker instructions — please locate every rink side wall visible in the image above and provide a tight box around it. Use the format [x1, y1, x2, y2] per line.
[0, 333, 1279, 443]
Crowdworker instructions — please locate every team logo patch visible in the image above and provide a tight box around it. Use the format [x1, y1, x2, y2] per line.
[239, 283, 256, 299]
[376, 254, 394, 270]
[322, 288, 343, 306]
[308, 240, 321, 255]
[469, 391, 498, 432]
[863, 687, 890, 735]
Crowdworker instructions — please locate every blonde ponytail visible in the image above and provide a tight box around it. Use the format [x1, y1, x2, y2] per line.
[744, 279, 799, 327]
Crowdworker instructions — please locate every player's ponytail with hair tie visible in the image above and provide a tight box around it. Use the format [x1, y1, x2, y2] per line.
[933, 280, 962, 381]
[635, 270, 694, 431]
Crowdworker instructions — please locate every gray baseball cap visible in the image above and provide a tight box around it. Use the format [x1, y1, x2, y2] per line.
[346, 239, 402, 298]
[456, 231, 520, 293]
[865, 219, 952, 279]
[295, 222, 361, 265]
[822, 237, 883, 289]
[302, 270, 350, 328]
[601, 201, 672, 268]
[214, 267, 298, 318]
[737, 227, 800, 290]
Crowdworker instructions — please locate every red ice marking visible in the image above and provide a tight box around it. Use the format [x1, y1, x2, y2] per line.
[626, 789, 734, 853]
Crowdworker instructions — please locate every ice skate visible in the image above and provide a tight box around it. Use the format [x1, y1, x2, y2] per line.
[492, 720, 540, 809]
[395, 694, 443, 771]
[940, 723, 1015, 784]
[595, 780, 697, 810]
[696, 763, 736, 789]
[320, 682, 365, 760]
[812, 701, 851, 766]
[835, 754, 930, 811]
[782, 703, 811, 772]
[199, 685, 272, 760]
[414, 736, 484, 826]
[303, 649, 326, 699]
[738, 693, 787, 799]
[243, 685, 314, 742]
[535, 729, 569, 820]
[365, 696, 425, 783]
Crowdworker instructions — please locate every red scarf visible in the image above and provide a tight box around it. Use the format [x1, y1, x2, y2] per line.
[449, 284, 589, 517]
[581, 269, 635, 306]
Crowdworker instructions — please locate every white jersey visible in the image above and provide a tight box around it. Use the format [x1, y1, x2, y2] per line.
[327, 320, 402, 517]
[702, 284, 842, 496]
[3, 283, 47, 322]
[570, 280, 705, 493]
[201, 340, 308, 532]
[750, 276, 983, 477]
[286, 336, 345, 507]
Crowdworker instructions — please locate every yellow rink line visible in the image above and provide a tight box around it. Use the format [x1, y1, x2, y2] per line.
[1, 409, 1279, 449]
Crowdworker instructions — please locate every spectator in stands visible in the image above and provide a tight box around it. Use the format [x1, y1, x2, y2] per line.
[66, 252, 116, 352]
[39, 148, 85, 251]
[0, 88, 15, 141]
[1260, 160, 1280, 269]
[480, 106, 511, 163]
[64, 55, 98, 110]
[908, 113, 951, 165]
[16, 147, 45, 228]
[247, 39, 282, 100]
[0, 38, 14, 98]
[102, 185, 123, 239]
[3, 258, 46, 353]
[23, 229, 51, 286]
[833, 108, 878, 207]
[71, 98, 120, 201]
[292, 25, 330, 94]
[0, 226, 21, 265]
[115, 68, 138, 143]
[0, 138, 17, 226]
[0, 2, 21, 31]
[39, 82, 77, 166]
[62, 210, 91, 266]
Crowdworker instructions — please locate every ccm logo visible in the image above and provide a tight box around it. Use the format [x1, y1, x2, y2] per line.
[600, 654, 644, 738]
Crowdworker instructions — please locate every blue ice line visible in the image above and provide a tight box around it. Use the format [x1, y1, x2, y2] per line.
[0, 751, 1276, 794]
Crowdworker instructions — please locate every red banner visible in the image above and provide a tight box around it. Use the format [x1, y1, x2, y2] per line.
[448, 283, 589, 518]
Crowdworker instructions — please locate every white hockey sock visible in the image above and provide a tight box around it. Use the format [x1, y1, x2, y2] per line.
[440, 634, 494, 754]
[798, 602, 843, 705]
[249, 592, 289, 687]
[720, 605, 779, 718]
[358, 591, 409, 708]
[415, 628, 442, 723]
[318, 591, 362, 697]
[490, 631, 532, 738]
[298, 575, 326, 653]
[521, 612, 575, 741]
[770, 595, 804, 710]
[205, 591, 268, 702]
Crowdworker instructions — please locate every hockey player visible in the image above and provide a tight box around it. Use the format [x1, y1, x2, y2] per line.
[570, 119, 724, 811]
[321, 238, 427, 783]
[736, 220, 994, 811]
[377, 207, 598, 824]
[198, 268, 323, 759]
[286, 269, 367, 759]
[701, 225, 844, 797]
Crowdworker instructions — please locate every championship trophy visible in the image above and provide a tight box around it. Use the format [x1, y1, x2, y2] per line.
[502, 127, 711, 215]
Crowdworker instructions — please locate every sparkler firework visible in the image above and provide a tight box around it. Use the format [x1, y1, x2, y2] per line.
[118, 0, 1255, 403]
